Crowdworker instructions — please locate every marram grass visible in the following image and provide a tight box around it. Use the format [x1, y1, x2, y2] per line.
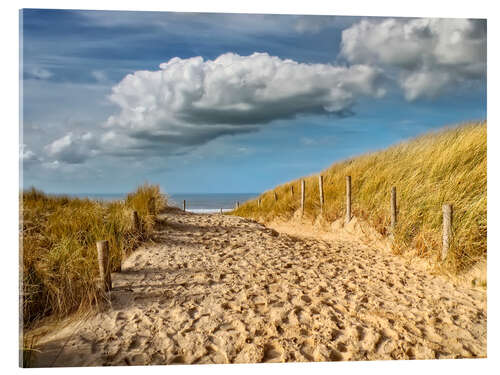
[21, 183, 167, 328]
[232, 121, 486, 275]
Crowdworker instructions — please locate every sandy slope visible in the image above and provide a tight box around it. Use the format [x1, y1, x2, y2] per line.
[31, 208, 486, 367]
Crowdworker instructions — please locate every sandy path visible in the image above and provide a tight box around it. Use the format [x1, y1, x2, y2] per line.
[31, 209, 486, 366]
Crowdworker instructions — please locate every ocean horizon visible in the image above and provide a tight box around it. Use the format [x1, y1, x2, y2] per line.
[63, 192, 259, 213]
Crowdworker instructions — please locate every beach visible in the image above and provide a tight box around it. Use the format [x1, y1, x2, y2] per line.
[30, 207, 486, 366]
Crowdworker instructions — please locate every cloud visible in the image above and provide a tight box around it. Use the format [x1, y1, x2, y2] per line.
[25, 67, 53, 80]
[103, 52, 385, 152]
[44, 132, 98, 164]
[91, 70, 108, 83]
[293, 15, 360, 34]
[20, 144, 36, 161]
[300, 137, 317, 146]
[79, 11, 319, 38]
[300, 135, 339, 146]
[340, 18, 486, 100]
[20, 143, 40, 168]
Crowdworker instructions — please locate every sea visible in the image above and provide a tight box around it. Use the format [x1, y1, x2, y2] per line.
[68, 193, 259, 214]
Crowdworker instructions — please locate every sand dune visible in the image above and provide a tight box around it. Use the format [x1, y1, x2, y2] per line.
[31, 208, 486, 366]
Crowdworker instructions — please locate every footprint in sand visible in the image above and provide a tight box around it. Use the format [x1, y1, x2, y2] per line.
[262, 342, 284, 363]
[127, 335, 146, 350]
[300, 338, 317, 361]
[30, 211, 487, 367]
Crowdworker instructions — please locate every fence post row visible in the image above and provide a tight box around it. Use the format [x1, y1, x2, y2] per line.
[267, 176, 453, 264]
[391, 187, 397, 230]
[319, 175, 324, 214]
[442, 204, 453, 261]
[301, 180, 306, 216]
[345, 176, 352, 224]
[96, 240, 112, 292]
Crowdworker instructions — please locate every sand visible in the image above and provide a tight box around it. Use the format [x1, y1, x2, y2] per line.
[30, 208, 486, 367]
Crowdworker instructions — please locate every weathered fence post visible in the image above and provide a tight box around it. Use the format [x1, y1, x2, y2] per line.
[391, 187, 397, 230]
[301, 180, 306, 216]
[220, 208, 223, 215]
[442, 204, 453, 261]
[319, 175, 324, 214]
[258, 199, 261, 208]
[236, 201, 240, 209]
[345, 176, 352, 224]
[291, 185, 294, 197]
[96, 240, 112, 292]
[132, 210, 140, 232]
[183, 199, 186, 212]
[274, 192, 278, 202]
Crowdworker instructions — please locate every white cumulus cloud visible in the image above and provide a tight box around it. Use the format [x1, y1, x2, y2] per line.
[104, 52, 385, 151]
[44, 132, 98, 164]
[340, 18, 486, 100]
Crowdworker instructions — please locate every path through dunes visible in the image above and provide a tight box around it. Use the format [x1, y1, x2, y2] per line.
[32, 208, 487, 366]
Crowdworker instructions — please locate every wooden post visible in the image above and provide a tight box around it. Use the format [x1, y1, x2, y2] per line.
[96, 240, 112, 292]
[258, 199, 261, 208]
[291, 185, 294, 197]
[345, 176, 351, 224]
[220, 208, 223, 215]
[274, 192, 278, 202]
[132, 210, 140, 232]
[442, 204, 453, 261]
[319, 175, 324, 214]
[301, 180, 306, 216]
[391, 187, 397, 230]
[236, 201, 240, 209]
[183, 199, 186, 212]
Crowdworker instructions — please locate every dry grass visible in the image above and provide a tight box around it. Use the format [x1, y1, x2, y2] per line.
[20, 183, 167, 329]
[232, 121, 486, 275]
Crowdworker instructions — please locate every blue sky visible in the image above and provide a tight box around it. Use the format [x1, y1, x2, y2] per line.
[20, 9, 486, 194]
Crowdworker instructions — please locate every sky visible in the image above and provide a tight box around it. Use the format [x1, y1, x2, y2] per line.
[20, 10, 487, 194]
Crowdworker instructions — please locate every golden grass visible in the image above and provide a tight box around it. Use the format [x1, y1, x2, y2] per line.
[232, 121, 486, 274]
[21, 183, 166, 328]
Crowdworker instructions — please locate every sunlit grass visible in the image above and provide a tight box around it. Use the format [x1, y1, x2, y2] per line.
[21, 183, 167, 328]
[232, 121, 486, 275]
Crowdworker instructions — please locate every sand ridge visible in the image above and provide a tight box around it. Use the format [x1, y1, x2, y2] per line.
[31, 209, 486, 366]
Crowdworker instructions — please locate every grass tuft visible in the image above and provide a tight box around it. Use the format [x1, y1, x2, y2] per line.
[21, 183, 167, 329]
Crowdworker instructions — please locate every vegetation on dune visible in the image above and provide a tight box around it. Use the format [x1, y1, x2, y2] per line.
[21, 183, 167, 329]
[232, 121, 486, 274]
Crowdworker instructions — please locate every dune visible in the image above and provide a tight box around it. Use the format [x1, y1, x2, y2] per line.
[29, 208, 486, 367]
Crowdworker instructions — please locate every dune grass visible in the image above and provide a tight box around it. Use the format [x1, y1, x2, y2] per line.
[232, 121, 486, 275]
[20, 183, 167, 329]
